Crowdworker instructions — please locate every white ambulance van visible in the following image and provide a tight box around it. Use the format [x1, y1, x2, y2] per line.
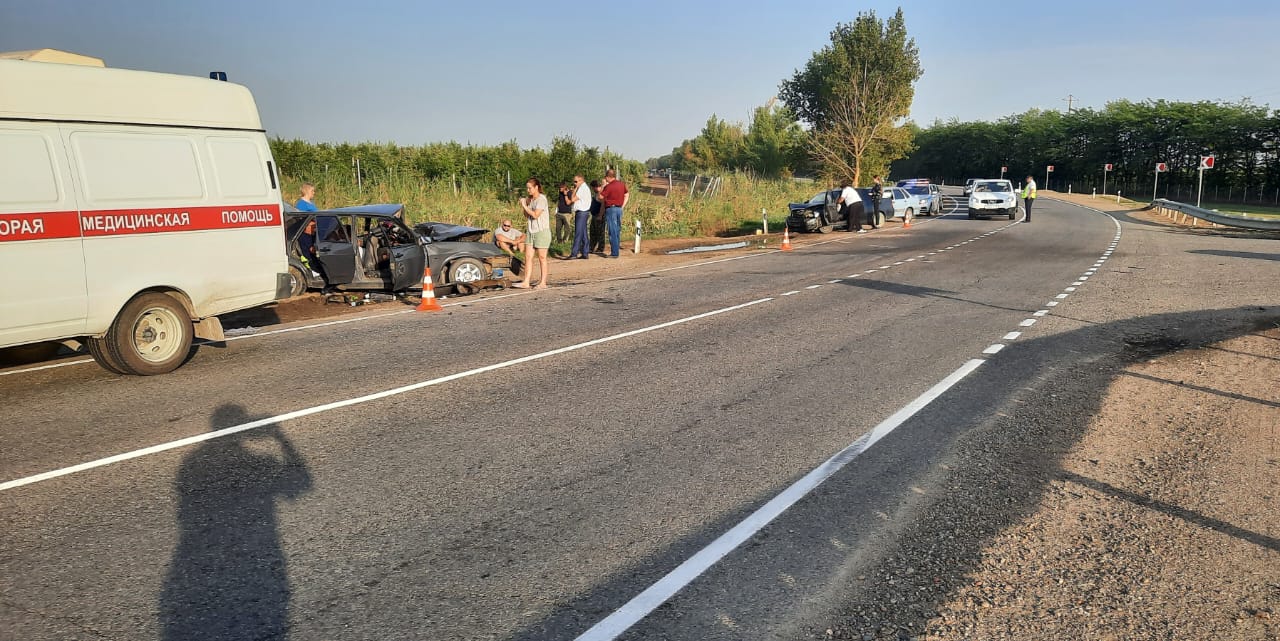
[0, 56, 289, 375]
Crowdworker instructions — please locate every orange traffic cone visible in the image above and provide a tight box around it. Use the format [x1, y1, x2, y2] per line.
[903, 211, 912, 229]
[781, 227, 793, 251]
[416, 267, 443, 312]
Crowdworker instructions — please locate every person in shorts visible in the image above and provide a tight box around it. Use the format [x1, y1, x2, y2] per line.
[513, 178, 551, 289]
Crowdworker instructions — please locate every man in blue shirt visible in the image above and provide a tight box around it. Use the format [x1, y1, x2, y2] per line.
[296, 183, 318, 212]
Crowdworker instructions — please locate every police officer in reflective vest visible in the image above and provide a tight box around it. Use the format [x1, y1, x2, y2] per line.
[1022, 176, 1037, 222]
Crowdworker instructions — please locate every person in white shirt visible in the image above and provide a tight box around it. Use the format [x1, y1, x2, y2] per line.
[837, 179, 860, 232]
[567, 174, 593, 259]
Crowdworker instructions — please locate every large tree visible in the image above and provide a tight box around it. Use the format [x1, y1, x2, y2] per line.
[780, 8, 922, 184]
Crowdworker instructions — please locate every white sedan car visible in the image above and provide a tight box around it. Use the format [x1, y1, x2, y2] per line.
[967, 179, 1019, 220]
[883, 186, 922, 221]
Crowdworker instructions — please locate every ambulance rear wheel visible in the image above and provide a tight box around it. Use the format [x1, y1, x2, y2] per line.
[287, 265, 308, 297]
[95, 293, 194, 375]
[86, 338, 129, 375]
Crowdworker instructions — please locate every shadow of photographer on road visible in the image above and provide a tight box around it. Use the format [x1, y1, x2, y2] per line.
[159, 404, 313, 641]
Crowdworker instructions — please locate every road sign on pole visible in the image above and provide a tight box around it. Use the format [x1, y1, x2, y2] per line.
[1197, 156, 1213, 207]
[1045, 165, 1053, 191]
[1000, 165, 1007, 179]
[1153, 162, 1167, 202]
[1102, 163, 1111, 195]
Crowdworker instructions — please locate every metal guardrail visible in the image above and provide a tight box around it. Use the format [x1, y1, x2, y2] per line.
[1149, 199, 1280, 232]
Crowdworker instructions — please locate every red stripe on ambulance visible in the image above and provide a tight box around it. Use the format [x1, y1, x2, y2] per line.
[0, 204, 281, 241]
[0, 211, 82, 242]
[80, 204, 281, 237]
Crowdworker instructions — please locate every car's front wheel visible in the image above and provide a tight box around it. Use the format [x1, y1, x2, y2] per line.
[968, 208, 977, 219]
[448, 258, 487, 284]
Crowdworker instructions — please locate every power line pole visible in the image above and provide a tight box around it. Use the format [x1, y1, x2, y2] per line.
[1062, 94, 1076, 113]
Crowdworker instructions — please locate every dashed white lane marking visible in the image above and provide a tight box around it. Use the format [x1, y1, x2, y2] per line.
[805, 285, 822, 290]
[573, 358, 988, 641]
[847, 273, 863, 278]
[828, 279, 844, 284]
[1047, 301, 1060, 307]
[782, 291, 800, 296]
[1003, 331, 1023, 340]
[1033, 310, 1049, 317]
[0, 297, 776, 492]
[1019, 319, 1037, 327]
[982, 344, 1005, 355]
[1065, 287, 1077, 292]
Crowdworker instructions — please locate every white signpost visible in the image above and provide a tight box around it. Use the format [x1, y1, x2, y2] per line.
[1197, 155, 1214, 207]
[1102, 163, 1112, 195]
[1153, 162, 1167, 202]
[1045, 165, 1054, 191]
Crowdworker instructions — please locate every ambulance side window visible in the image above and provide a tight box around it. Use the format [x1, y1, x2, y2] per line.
[0, 131, 61, 205]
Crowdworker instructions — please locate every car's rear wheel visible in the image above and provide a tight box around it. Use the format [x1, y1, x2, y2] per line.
[1008, 209, 1016, 220]
[968, 208, 977, 219]
[448, 258, 487, 284]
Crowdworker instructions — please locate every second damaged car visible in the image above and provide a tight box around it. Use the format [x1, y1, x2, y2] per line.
[284, 204, 509, 297]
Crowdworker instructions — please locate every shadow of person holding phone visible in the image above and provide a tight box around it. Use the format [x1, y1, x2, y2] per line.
[159, 404, 313, 641]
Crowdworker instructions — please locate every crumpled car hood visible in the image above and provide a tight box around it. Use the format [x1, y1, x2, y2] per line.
[413, 222, 488, 242]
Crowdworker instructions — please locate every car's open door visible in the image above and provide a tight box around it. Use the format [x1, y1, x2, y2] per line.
[384, 219, 427, 291]
[314, 215, 356, 285]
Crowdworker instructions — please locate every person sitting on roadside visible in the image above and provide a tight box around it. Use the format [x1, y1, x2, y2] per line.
[494, 219, 524, 255]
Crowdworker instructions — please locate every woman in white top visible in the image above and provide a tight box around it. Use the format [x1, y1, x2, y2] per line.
[513, 177, 551, 289]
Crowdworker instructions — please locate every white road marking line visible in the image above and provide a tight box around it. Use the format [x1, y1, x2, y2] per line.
[982, 344, 1005, 355]
[1072, 281, 1084, 286]
[1020, 319, 1037, 327]
[880, 265, 892, 269]
[1047, 301, 1059, 307]
[782, 291, 800, 296]
[0, 297, 775, 492]
[1065, 287, 1077, 292]
[904, 258, 915, 262]
[1003, 332, 1022, 340]
[574, 358, 988, 641]
[847, 273, 863, 278]
[828, 279, 843, 284]
[805, 285, 822, 290]
[0, 358, 95, 377]
[1056, 293, 1069, 299]
[1034, 310, 1049, 317]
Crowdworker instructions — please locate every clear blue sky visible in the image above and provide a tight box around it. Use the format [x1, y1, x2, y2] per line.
[4, 0, 1278, 160]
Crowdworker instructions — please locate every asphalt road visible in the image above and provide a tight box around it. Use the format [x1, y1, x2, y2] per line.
[2, 191, 1276, 641]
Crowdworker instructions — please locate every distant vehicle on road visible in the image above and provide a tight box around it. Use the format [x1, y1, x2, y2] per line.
[967, 180, 1019, 220]
[883, 186, 922, 221]
[285, 204, 510, 297]
[896, 179, 943, 216]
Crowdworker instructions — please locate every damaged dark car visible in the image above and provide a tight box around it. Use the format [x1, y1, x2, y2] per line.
[284, 204, 510, 297]
[785, 188, 894, 233]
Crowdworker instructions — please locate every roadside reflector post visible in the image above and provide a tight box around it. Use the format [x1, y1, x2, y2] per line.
[762, 208, 768, 236]
[1068, 184, 1072, 195]
[633, 219, 642, 254]
[1092, 188, 1096, 199]
[1116, 190, 1122, 204]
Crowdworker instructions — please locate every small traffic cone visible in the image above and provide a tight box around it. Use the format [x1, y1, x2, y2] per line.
[781, 227, 793, 251]
[415, 267, 444, 312]
[903, 212, 912, 229]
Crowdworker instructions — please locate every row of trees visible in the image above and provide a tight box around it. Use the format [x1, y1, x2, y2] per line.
[892, 100, 1280, 201]
[651, 9, 922, 185]
[270, 136, 646, 198]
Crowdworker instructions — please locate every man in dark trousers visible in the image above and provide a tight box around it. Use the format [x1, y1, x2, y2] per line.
[1022, 175, 1037, 222]
[867, 175, 884, 231]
